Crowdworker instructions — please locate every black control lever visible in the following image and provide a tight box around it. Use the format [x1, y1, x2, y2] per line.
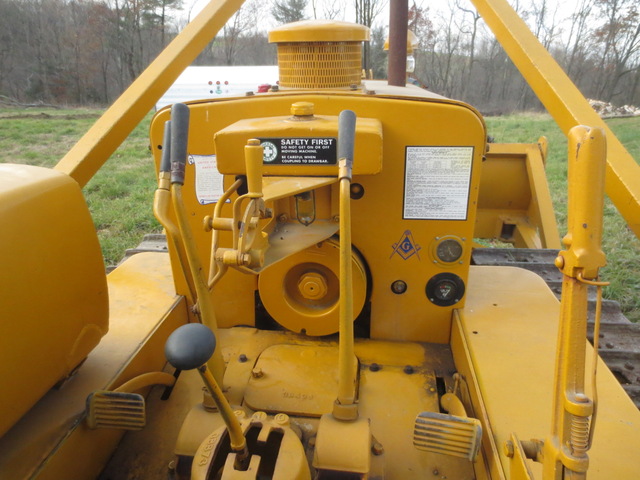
[170, 103, 190, 185]
[160, 120, 172, 173]
[337, 109, 356, 178]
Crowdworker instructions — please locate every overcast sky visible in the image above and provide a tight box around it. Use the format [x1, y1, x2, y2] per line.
[181, 0, 578, 38]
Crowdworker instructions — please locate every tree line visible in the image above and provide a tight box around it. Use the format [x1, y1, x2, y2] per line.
[408, 0, 639, 112]
[0, 0, 638, 113]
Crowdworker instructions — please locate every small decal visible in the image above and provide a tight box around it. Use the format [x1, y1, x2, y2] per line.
[189, 154, 226, 204]
[390, 230, 422, 260]
[261, 141, 278, 163]
[403, 146, 473, 220]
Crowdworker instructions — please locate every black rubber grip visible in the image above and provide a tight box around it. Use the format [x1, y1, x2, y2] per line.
[160, 120, 172, 173]
[170, 103, 190, 184]
[338, 110, 356, 170]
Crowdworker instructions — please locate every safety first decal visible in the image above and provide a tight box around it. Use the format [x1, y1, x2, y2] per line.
[259, 137, 337, 165]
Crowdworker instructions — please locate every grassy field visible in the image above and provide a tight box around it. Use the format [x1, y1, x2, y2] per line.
[0, 107, 161, 265]
[485, 114, 640, 321]
[1, 107, 638, 321]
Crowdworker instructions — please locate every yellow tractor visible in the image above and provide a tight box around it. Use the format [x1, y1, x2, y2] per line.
[1, 0, 639, 479]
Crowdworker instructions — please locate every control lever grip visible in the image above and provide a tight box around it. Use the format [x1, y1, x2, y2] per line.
[160, 120, 172, 173]
[337, 110, 356, 173]
[170, 103, 190, 185]
[165, 323, 216, 371]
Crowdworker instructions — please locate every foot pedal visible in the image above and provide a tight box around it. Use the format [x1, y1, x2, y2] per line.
[413, 412, 482, 461]
[86, 390, 146, 430]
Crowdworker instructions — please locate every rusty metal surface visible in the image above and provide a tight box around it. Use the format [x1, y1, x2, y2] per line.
[472, 247, 640, 408]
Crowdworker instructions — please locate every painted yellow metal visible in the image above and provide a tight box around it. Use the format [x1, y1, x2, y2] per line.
[154, 170, 198, 305]
[441, 392, 471, 417]
[54, 0, 247, 187]
[86, 390, 146, 430]
[244, 139, 265, 197]
[10, 8, 640, 480]
[206, 178, 243, 287]
[334, 154, 359, 419]
[477, 141, 561, 249]
[451, 313, 505, 480]
[198, 366, 247, 455]
[507, 434, 535, 480]
[456, 265, 640, 479]
[269, 20, 370, 89]
[471, 0, 640, 239]
[172, 183, 226, 383]
[150, 91, 486, 344]
[210, 328, 476, 479]
[383, 30, 419, 54]
[0, 164, 108, 437]
[268, 20, 370, 43]
[257, 239, 367, 336]
[114, 371, 176, 393]
[191, 411, 310, 480]
[261, 176, 337, 202]
[413, 409, 483, 461]
[556, 127, 607, 280]
[185, 331, 484, 479]
[543, 127, 607, 479]
[298, 272, 329, 299]
[313, 414, 371, 475]
[244, 344, 345, 416]
[214, 107, 383, 177]
[0, 252, 186, 479]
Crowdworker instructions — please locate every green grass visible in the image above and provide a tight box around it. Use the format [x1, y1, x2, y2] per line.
[0, 107, 161, 266]
[1, 107, 638, 321]
[485, 113, 640, 322]
[81, 116, 160, 265]
[0, 109, 103, 167]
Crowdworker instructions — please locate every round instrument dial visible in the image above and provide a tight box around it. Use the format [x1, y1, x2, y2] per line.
[426, 273, 465, 307]
[434, 237, 464, 264]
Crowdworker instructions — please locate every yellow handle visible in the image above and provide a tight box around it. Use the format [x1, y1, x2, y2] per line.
[245, 139, 264, 198]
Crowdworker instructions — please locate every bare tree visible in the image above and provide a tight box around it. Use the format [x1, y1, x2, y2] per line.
[272, 0, 307, 25]
[454, 0, 481, 98]
[354, 0, 387, 70]
[594, 0, 640, 103]
[562, 0, 596, 79]
[213, 0, 265, 65]
[311, 0, 342, 20]
[408, 2, 435, 86]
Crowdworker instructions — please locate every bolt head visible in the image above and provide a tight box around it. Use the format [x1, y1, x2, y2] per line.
[297, 272, 328, 299]
[371, 442, 384, 455]
[291, 101, 314, 116]
[504, 440, 515, 458]
[274, 413, 290, 426]
[554, 256, 564, 269]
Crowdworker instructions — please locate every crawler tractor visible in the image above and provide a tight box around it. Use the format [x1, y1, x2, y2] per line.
[1, 0, 639, 479]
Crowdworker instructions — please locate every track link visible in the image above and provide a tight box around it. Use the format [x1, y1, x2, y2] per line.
[472, 248, 640, 408]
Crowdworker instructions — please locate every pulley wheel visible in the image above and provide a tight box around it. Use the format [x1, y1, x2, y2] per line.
[258, 238, 367, 336]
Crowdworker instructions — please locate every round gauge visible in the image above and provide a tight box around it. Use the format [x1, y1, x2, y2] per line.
[434, 237, 464, 264]
[426, 273, 465, 307]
